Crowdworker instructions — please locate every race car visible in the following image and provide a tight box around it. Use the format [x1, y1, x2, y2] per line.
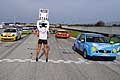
[72, 32, 118, 60]
[55, 30, 70, 38]
[0, 28, 21, 41]
[22, 27, 32, 34]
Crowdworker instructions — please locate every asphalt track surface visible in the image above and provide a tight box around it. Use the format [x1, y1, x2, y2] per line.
[0, 34, 120, 80]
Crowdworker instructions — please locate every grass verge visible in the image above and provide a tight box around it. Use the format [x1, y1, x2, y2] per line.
[116, 53, 120, 61]
[67, 30, 80, 38]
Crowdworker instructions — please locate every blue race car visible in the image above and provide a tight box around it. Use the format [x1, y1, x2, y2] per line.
[112, 43, 120, 55]
[72, 32, 118, 60]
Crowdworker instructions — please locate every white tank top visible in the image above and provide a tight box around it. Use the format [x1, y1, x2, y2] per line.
[37, 20, 49, 40]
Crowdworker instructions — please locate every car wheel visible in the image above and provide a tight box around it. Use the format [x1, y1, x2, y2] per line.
[15, 37, 17, 41]
[111, 57, 116, 61]
[83, 50, 88, 59]
[19, 35, 21, 39]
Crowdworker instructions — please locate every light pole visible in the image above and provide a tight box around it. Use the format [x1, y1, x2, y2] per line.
[14, 16, 15, 25]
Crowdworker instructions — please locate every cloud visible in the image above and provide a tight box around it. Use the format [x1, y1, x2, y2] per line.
[0, 0, 120, 23]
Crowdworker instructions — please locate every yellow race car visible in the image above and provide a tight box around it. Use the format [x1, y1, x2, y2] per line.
[0, 28, 21, 41]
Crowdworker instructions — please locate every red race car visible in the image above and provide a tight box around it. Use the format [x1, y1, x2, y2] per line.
[55, 30, 70, 38]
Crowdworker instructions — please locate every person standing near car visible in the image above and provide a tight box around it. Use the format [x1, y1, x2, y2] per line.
[36, 20, 49, 62]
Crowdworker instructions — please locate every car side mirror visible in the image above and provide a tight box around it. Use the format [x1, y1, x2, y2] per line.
[81, 39, 84, 42]
[110, 41, 114, 44]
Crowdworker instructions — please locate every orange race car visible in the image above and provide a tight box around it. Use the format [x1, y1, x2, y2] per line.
[55, 30, 70, 38]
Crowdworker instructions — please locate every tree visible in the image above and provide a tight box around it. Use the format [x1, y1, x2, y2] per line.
[112, 24, 117, 26]
[95, 20, 105, 26]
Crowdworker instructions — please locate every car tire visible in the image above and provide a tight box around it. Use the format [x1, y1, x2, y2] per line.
[20, 36, 21, 39]
[83, 50, 88, 59]
[15, 36, 18, 41]
[19, 36, 21, 40]
[111, 57, 116, 61]
[15, 37, 17, 41]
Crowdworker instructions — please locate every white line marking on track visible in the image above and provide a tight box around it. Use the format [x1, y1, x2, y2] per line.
[30, 60, 36, 62]
[0, 58, 120, 64]
[49, 60, 60, 63]
[0, 60, 2, 62]
[7, 60, 15, 62]
[113, 60, 120, 64]
[38, 59, 46, 63]
[18, 60, 26, 62]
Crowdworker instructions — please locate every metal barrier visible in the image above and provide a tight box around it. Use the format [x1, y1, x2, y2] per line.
[62, 26, 120, 35]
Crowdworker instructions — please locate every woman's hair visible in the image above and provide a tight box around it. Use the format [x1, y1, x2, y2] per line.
[42, 23, 46, 27]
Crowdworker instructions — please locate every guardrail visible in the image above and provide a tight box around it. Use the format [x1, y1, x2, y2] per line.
[62, 26, 120, 35]
[0, 29, 3, 34]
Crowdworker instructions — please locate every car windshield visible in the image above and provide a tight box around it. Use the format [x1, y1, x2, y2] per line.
[57, 31, 68, 33]
[23, 29, 30, 30]
[109, 36, 120, 43]
[4, 29, 16, 32]
[86, 36, 108, 43]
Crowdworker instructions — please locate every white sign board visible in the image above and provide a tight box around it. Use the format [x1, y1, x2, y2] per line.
[39, 8, 49, 20]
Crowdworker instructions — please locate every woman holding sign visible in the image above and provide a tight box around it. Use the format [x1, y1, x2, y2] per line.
[36, 20, 49, 62]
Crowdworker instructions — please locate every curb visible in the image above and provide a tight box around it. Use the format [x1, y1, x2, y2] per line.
[70, 37, 76, 40]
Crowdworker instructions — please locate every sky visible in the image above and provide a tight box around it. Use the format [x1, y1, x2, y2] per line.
[0, 0, 120, 24]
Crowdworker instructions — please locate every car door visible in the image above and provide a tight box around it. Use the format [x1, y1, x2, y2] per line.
[79, 34, 85, 52]
[76, 34, 85, 51]
[75, 35, 81, 49]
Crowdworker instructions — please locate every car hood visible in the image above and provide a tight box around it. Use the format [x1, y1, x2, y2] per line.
[2, 32, 17, 36]
[112, 43, 120, 46]
[89, 43, 114, 50]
